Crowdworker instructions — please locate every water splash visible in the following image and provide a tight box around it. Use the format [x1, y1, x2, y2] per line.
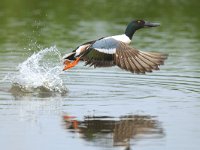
[7, 46, 67, 95]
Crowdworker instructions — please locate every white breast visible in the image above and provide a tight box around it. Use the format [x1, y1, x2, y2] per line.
[109, 34, 131, 44]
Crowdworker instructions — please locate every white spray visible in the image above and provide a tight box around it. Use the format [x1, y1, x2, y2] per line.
[8, 46, 67, 94]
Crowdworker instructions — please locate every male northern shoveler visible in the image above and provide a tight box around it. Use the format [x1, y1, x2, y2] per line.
[63, 19, 168, 74]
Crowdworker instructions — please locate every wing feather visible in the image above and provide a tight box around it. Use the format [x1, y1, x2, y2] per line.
[123, 50, 140, 73]
[122, 49, 136, 73]
[117, 48, 127, 69]
[114, 42, 168, 73]
[125, 49, 140, 73]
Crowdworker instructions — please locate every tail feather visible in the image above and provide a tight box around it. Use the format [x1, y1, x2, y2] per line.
[62, 52, 76, 61]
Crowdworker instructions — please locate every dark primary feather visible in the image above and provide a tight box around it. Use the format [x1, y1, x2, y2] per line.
[82, 48, 115, 67]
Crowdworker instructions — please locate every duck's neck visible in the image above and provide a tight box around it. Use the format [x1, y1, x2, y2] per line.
[125, 28, 136, 40]
[125, 24, 138, 40]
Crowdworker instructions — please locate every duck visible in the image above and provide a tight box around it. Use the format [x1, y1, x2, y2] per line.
[63, 19, 168, 74]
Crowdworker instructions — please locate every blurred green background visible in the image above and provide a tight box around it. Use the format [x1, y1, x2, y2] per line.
[0, 0, 199, 53]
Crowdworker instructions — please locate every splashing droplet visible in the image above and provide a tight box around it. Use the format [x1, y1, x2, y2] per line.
[7, 46, 67, 95]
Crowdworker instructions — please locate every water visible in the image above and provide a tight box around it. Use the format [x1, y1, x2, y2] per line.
[0, 0, 200, 150]
[6, 46, 67, 95]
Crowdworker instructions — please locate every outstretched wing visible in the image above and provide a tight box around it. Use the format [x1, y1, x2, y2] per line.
[82, 38, 168, 73]
[114, 42, 168, 74]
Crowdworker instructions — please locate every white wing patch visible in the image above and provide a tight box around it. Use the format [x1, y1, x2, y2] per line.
[95, 48, 116, 54]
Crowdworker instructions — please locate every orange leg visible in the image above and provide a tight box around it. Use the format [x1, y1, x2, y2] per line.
[72, 120, 78, 129]
[63, 57, 81, 71]
[63, 59, 71, 65]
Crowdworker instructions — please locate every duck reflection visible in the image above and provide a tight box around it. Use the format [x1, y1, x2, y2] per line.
[63, 114, 164, 148]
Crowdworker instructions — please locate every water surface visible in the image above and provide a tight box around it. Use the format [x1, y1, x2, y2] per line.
[0, 0, 200, 150]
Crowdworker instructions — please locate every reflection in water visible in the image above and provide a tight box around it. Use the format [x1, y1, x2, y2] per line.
[63, 115, 164, 149]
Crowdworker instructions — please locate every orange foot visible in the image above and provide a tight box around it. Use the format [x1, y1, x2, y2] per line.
[63, 57, 81, 71]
